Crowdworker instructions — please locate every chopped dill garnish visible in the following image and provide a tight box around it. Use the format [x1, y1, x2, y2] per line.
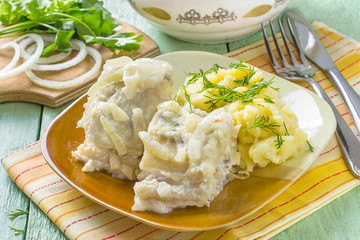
[229, 61, 256, 86]
[271, 86, 280, 91]
[283, 122, 289, 136]
[186, 70, 203, 85]
[202, 77, 274, 111]
[241, 115, 287, 149]
[209, 63, 223, 74]
[182, 85, 193, 112]
[307, 140, 314, 152]
[186, 63, 224, 86]
[264, 95, 275, 103]
[241, 115, 280, 132]
[257, 104, 265, 108]
[274, 133, 285, 149]
[9, 226, 25, 236]
[229, 61, 248, 69]
[5, 209, 28, 220]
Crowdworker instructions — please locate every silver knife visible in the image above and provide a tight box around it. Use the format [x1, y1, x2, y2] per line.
[282, 8, 360, 134]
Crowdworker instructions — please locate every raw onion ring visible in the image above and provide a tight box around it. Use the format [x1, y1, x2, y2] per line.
[0, 34, 44, 80]
[25, 43, 71, 64]
[0, 41, 21, 73]
[26, 46, 102, 89]
[20, 38, 87, 71]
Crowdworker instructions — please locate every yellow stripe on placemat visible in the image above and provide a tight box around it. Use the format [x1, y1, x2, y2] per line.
[1, 21, 360, 240]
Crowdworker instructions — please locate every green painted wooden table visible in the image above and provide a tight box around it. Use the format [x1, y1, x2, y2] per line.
[1, 0, 360, 239]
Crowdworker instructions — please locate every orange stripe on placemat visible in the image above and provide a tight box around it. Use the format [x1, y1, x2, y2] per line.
[235, 178, 355, 239]
[47, 195, 84, 214]
[63, 209, 110, 234]
[347, 71, 360, 81]
[100, 222, 142, 240]
[227, 42, 265, 58]
[6, 153, 42, 173]
[74, 216, 127, 240]
[14, 163, 48, 183]
[55, 202, 98, 224]
[212, 171, 353, 240]
[1, 141, 41, 163]
[334, 49, 354, 62]
[20, 172, 55, 191]
[339, 55, 360, 72]
[329, 41, 352, 56]
[37, 188, 73, 206]
[247, 52, 268, 63]
[189, 232, 205, 240]
[135, 229, 160, 240]
[298, 157, 342, 179]
[324, 41, 337, 49]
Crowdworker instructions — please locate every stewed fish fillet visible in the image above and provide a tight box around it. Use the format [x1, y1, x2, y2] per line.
[132, 101, 240, 213]
[72, 57, 173, 180]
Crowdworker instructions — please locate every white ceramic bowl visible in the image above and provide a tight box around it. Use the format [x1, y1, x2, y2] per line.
[128, 0, 290, 44]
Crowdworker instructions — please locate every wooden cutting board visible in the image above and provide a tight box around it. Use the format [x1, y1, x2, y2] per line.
[0, 19, 160, 107]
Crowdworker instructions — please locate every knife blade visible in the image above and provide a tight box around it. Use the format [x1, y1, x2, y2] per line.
[282, 8, 360, 134]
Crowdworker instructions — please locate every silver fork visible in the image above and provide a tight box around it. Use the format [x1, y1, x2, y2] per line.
[261, 19, 360, 178]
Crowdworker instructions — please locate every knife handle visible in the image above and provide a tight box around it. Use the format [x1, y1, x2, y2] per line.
[326, 67, 360, 134]
[308, 77, 360, 178]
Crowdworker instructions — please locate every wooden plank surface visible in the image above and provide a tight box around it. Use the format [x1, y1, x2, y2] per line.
[1, 0, 360, 239]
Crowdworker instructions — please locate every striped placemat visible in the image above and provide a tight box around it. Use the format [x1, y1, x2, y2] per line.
[2, 21, 360, 240]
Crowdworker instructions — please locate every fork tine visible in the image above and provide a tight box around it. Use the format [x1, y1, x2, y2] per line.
[261, 22, 280, 69]
[278, 19, 300, 67]
[284, 17, 311, 66]
[269, 20, 290, 68]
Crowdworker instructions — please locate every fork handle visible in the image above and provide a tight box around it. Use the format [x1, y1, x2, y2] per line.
[307, 77, 360, 178]
[326, 68, 360, 134]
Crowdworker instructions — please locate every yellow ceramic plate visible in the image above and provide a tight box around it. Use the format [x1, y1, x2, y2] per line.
[42, 51, 336, 231]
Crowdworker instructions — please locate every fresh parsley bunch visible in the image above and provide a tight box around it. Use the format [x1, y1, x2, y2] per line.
[0, 0, 143, 56]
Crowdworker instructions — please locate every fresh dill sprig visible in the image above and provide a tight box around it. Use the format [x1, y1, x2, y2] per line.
[5, 209, 29, 220]
[9, 226, 25, 236]
[182, 85, 193, 112]
[307, 140, 314, 152]
[274, 133, 285, 149]
[264, 95, 275, 103]
[241, 115, 280, 132]
[283, 122, 289, 136]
